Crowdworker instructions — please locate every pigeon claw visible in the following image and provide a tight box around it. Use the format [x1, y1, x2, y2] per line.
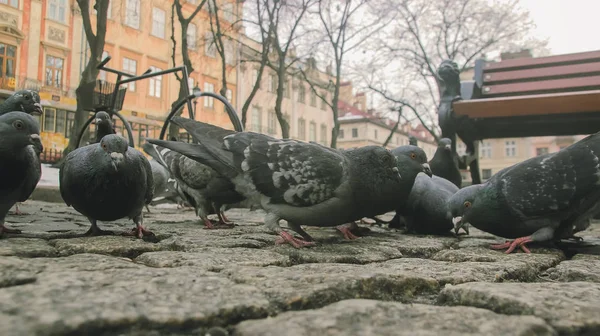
[490, 236, 533, 254]
[275, 231, 316, 248]
[202, 218, 234, 230]
[336, 224, 360, 240]
[0, 224, 22, 236]
[123, 225, 155, 240]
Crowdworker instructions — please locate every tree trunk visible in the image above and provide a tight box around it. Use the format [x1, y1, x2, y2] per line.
[329, 70, 341, 148]
[274, 58, 289, 138]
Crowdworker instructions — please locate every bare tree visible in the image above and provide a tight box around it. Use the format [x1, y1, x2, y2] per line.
[368, 0, 546, 138]
[299, 0, 393, 148]
[245, 0, 316, 138]
[64, 0, 110, 156]
[170, 0, 207, 137]
[382, 107, 403, 147]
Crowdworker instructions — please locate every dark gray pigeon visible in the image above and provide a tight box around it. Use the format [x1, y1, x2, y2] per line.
[92, 111, 116, 143]
[59, 134, 154, 238]
[387, 145, 433, 229]
[142, 142, 244, 228]
[429, 138, 462, 188]
[408, 135, 418, 146]
[448, 132, 600, 253]
[0, 112, 43, 236]
[147, 117, 403, 248]
[0, 90, 43, 116]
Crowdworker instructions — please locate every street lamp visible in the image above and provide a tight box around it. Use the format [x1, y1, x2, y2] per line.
[192, 82, 201, 117]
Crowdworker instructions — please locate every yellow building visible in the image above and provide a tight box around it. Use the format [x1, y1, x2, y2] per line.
[0, 0, 242, 158]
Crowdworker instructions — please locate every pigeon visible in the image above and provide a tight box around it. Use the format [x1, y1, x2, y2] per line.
[147, 117, 403, 248]
[0, 90, 43, 116]
[59, 134, 154, 238]
[429, 138, 462, 188]
[0, 112, 43, 236]
[142, 142, 244, 229]
[91, 111, 116, 143]
[408, 135, 418, 146]
[399, 173, 460, 234]
[448, 132, 600, 253]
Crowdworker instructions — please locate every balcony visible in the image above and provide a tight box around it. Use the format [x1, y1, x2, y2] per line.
[0, 75, 75, 98]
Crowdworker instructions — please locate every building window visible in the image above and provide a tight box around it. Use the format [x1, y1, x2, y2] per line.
[48, 0, 67, 22]
[0, 0, 18, 8]
[98, 51, 109, 81]
[536, 147, 549, 156]
[320, 124, 327, 145]
[139, 124, 148, 146]
[122, 57, 137, 91]
[45, 55, 63, 88]
[225, 89, 233, 102]
[0, 42, 17, 83]
[268, 74, 277, 93]
[297, 119, 306, 140]
[43, 107, 56, 132]
[125, 0, 141, 29]
[187, 77, 194, 94]
[320, 93, 327, 110]
[505, 140, 516, 157]
[310, 91, 317, 107]
[283, 79, 289, 98]
[151, 8, 166, 38]
[187, 23, 197, 49]
[222, 2, 234, 22]
[148, 66, 162, 98]
[224, 40, 235, 65]
[352, 128, 358, 138]
[251, 107, 262, 132]
[65, 111, 75, 138]
[479, 141, 492, 158]
[251, 69, 260, 88]
[267, 110, 277, 134]
[339, 129, 344, 139]
[55, 109, 66, 134]
[482, 169, 492, 180]
[203, 82, 215, 108]
[297, 85, 306, 103]
[373, 129, 378, 140]
[205, 32, 216, 57]
[309, 122, 316, 142]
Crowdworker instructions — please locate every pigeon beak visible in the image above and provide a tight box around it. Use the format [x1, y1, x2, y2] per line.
[110, 152, 124, 171]
[29, 134, 44, 152]
[452, 216, 468, 235]
[392, 166, 402, 180]
[32, 103, 43, 115]
[422, 163, 433, 177]
[445, 144, 451, 151]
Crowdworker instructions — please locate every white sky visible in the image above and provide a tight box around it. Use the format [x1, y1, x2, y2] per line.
[519, 0, 600, 54]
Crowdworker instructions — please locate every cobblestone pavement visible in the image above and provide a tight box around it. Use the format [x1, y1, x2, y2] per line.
[1, 201, 600, 336]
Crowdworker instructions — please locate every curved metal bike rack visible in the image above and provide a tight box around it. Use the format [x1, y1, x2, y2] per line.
[159, 91, 244, 141]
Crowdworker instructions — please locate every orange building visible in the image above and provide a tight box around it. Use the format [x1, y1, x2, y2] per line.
[0, 0, 242, 158]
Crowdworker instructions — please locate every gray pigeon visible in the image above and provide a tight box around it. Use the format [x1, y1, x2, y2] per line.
[408, 135, 418, 146]
[0, 112, 43, 236]
[59, 134, 154, 238]
[449, 132, 600, 253]
[147, 117, 403, 248]
[429, 138, 462, 188]
[387, 145, 433, 229]
[0, 90, 43, 116]
[142, 142, 244, 228]
[92, 111, 116, 143]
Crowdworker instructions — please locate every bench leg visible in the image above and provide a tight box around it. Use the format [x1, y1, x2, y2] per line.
[468, 141, 481, 184]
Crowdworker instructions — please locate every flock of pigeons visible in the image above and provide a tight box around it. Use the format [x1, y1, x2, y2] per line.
[1, 89, 600, 254]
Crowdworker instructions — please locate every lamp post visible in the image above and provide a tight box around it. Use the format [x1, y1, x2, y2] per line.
[192, 83, 201, 119]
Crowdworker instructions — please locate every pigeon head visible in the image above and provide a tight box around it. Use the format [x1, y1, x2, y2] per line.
[4, 90, 43, 115]
[447, 184, 485, 235]
[437, 138, 452, 152]
[100, 134, 128, 171]
[350, 145, 401, 180]
[391, 145, 433, 178]
[0, 111, 42, 152]
[93, 111, 111, 124]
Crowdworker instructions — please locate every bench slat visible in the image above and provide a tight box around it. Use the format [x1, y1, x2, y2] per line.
[481, 76, 600, 96]
[485, 50, 600, 71]
[484, 62, 600, 84]
[454, 90, 600, 118]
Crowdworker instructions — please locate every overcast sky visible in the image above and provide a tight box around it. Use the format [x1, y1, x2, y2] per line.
[519, 0, 600, 54]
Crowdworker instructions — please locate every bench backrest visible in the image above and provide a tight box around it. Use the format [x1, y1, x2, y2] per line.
[471, 50, 600, 98]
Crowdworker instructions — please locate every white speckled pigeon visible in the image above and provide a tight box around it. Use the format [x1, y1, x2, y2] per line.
[448, 132, 600, 253]
[142, 142, 245, 228]
[59, 134, 154, 238]
[429, 138, 462, 188]
[0, 112, 43, 236]
[147, 117, 403, 248]
[91, 111, 116, 143]
[0, 90, 43, 116]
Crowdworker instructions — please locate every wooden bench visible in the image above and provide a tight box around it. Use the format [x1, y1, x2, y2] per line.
[437, 50, 600, 184]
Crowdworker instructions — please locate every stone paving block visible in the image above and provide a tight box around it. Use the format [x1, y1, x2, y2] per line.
[233, 299, 556, 336]
[0, 238, 57, 257]
[438, 281, 600, 335]
[50, 236, 177, 258]
[0, 254, 271, 336]
[542, 254, 600, 282]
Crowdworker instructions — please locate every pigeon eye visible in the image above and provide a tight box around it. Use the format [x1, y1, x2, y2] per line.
[464, 201, 471, 208]
[410, 153, 417, 159]
[102, 143, 107, 150]
[25, 95, 30, 100]
[13, 120, 24, 130]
